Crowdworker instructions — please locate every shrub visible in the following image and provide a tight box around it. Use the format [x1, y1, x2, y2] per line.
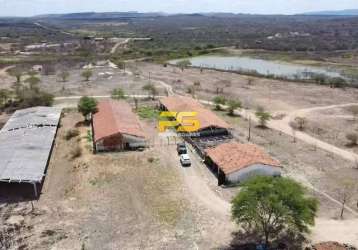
[65, 129, 80, 140]
[176, 60, 192, 71]
[329, 77, 347, 88]
[346, 132, 358, 146]
[227, 99, 242, 116]
[213, 96, 227, 110]
[290, 116, 307, 131]
[255, 106, 272, 128]
[148, 157, 155, 163]
[25, 76, 41, 90]
[70, 146, 82, 159]
[81, 69, 93, 81]
[142, 84, 158, 99]
[111, 88, 126, 100]
[58, 71, 70, 82]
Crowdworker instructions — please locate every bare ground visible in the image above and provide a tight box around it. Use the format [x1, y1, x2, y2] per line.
[2, 61, 358, 248]
[135, 62, 358, 112]
[0, 111, 235, 250]
[304, 105, 358, 155]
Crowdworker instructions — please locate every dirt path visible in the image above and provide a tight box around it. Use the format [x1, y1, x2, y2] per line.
[201, 99, 358, 163]
[0, 65, 14, 77]
[268, 103, 358, 162]
[183, 146, 231, 215]
[110, 38, 130, 54]
[147, 70, 358, 163]
[110, 38, 152, 54]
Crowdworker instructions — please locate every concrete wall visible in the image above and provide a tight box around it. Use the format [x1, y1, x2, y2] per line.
[123, 134, 147, 149]
[226, 164, 281, 183]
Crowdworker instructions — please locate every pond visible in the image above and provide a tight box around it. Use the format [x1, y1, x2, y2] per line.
[169, 55, 342, 79]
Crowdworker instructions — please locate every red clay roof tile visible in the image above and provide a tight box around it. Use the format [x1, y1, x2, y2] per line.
[205, 142, 281, 175]
[160, 96, 231, 131]
[93, 100, 145, 142]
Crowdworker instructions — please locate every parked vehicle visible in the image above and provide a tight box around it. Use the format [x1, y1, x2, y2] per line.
[177, 142, 187, 154]
[180, 154, 191, 167]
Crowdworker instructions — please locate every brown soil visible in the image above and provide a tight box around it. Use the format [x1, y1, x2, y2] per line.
[0, 110, 234, 249]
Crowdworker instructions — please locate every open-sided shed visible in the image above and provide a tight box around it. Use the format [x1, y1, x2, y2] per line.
[0, 107, 62, 197]
[159, 96, 231, 136]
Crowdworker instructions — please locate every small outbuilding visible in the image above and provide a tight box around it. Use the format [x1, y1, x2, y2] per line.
[205, 142, 281, 185]
[159, 96, 231, 137]
[92, 100, 146, 152]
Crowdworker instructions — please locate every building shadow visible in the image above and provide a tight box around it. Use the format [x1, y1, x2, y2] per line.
[0, 182, 41, 202]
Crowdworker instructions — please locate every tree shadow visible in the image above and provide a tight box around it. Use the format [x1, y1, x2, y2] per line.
[75, 120, 90, 127]
[228, 113, 241, 118]
[221, 228, 307, 250]
[344, 142, 357, 148]
[255, 125, 269, 130]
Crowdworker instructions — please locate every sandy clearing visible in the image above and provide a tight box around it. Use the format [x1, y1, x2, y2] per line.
[312, 218, 358, 247]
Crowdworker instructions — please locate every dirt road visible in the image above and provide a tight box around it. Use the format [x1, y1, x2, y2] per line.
[201, 99, 358, 163]
[110, 38, 152, 54]
[267, 103, 358, 162]
[110, 38, 130, 54]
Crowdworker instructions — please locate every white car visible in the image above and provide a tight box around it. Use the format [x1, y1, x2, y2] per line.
[180, 154, 191, 167]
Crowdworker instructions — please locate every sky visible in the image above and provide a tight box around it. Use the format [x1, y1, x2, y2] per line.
[0, 0, 357, 17]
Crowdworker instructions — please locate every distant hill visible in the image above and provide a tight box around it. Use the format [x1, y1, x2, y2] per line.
[33, 12, 166, 20]
[302, 9, 358, 16]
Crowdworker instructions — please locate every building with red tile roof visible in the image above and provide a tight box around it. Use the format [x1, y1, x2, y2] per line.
[92, 100, 146, 152]
[205, 142, 281, 185]
[159, 96, 231, 135]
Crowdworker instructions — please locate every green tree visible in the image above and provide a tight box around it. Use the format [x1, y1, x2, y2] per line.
[255, 106, 272, 128]
[20, 90, 54, 108]
[142, 83, 158, 100]
[81, 69, 93, 81]
[232, 176, 318, 246]
[10, 69, 22, 84]
[27, 70, 38, 77]
[12, 82, 23, 98]
[176, 60, 192, 71]
[227, 99, 242, 116]
[78, 96, 98, 121]
[0, 89, 10, 107]
[111, 88, 126, 100]
[329, 77, 346, 88]
[25, 76, 41, 91]
[58, 70, 70, 82]
[213, 96, 227, 111]
[116, 60, 126, 71]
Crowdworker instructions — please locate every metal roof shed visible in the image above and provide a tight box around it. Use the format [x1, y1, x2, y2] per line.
[0, 107, 62, 197]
